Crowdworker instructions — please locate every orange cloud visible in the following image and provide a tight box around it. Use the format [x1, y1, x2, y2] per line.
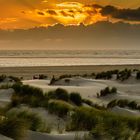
[0, 1, 140, 29]
[32, 2, 107, 26]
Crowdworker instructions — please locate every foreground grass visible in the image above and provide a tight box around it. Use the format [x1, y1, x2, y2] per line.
[0, 107, 48, 140]
[68, 107, 140, 140]
[0, 116, 27, 140]
[6, 109, 46, 132]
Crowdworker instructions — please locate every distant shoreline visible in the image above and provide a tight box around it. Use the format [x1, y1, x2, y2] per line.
[0, 64, 140, 79]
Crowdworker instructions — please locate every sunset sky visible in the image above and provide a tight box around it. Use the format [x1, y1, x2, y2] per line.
[0, 0, 140, 50]
[0, 0, 140, 29]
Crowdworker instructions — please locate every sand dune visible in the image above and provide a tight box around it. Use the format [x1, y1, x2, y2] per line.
[23, 77, 140, 105]
[23, 78, 106, 104]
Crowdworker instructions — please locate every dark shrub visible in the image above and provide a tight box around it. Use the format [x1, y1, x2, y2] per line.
[95, 70, 119, 80]
[0, 75, 6, 82]
[59, 74, 72, 79]
[99, 87, 117, 97]
[70, 92, 82, 106]
[136, 71, 140, 80]
[128, 101, 137, 110]
[82, 99, 93, 106]
[65, 79, 70, 83]
[50, 76, 57, 85]
[107, 99, 117, 108]
[117, 99, 129, 108]
[100, 87, 110, 97]
[55, 88, 69, 101]
[117, 69, 131, 81]
[48, 88, 69, 101]
[9, 76, 21, 83]
[12, 83, 22, 93]
[110, 87, 117, 93]
[39, 74, 47, 79]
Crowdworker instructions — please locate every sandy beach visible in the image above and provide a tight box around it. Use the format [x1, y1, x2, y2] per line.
[0, 64, 140, 79]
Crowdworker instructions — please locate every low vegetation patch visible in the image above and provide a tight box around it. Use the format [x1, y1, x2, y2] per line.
[48, 100, 73, 117]
[107, 99, 140, 110]
[97, 87, 117, 98]
[70, 92, 82, 106]
[47, 88, 69, 102]
[50, 69, 140, 84]
[68, 107, 140, 140]
[6, 109, 46, 132]
[0, 75, 21, 83]
[11, 83, 48, 108]
[136, 71, 140, 80]
[95, 70, 118, 80]
[117, 69, 131, 81]
[0, 116, 27, 140]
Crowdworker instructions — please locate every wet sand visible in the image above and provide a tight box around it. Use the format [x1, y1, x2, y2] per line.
[0, 64, 140, 79]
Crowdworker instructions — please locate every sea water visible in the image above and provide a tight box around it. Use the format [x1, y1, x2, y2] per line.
[0, 50, 140, 67]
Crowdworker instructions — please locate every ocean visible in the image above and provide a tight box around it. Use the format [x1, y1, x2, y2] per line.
[0, 50, 140, 67]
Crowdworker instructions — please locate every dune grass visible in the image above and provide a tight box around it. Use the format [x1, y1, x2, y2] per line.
[107, 99, 140, 110]
[48, 100, 73, 117]
[6, 108, 47, 132]
[7, 82, 140, 139]
[11, 84, 84, 109]
[0, 116, 27, 140]
[68, 107, 140, 139]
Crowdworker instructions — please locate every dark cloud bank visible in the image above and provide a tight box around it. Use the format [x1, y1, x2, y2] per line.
[0, 22, 140, 50]
[100, 5, 140, 21]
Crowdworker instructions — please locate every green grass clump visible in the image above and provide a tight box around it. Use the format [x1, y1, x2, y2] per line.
[6, 109, 45, 132]
[48, 100, 73, 117]
[107, 99, 140, 110]
[11, 83, 48, 108]
[70, 92, 82, 106]
[98, 87, 117, 97]
[68, 107, 140, 139]
[12, 84, 44, 98]
[0, 116, 27, 140]
[47, 88, 69, 102]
